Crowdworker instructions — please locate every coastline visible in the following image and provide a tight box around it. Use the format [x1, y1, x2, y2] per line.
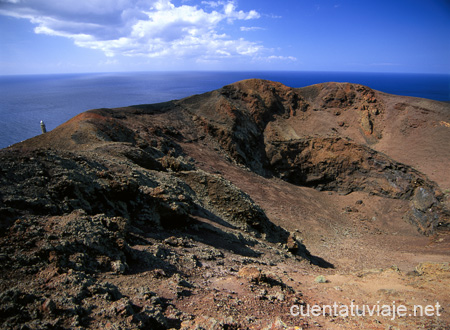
[0, 71, 449, 149]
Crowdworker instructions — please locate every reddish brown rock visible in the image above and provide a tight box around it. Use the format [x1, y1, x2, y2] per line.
[0, 79, 449, 329]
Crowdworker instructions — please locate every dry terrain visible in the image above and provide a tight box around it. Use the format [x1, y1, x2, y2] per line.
[1, 79, 449, 329]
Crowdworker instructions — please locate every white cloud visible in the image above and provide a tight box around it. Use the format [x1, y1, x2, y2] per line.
[240, 26, 265, 32]
[0, 0, 264, 60]
[223, 2, 259, 20]
[267, 55, 297, 61]
[201, 1, 221, 8]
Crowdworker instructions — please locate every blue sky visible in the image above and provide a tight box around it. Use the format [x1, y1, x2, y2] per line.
[0, 0, 449, 74]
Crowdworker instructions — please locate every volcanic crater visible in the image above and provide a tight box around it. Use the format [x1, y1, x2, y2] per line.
[1, 79, 449, 329]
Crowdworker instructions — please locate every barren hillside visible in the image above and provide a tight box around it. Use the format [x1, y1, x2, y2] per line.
[1, 79, 449, 329]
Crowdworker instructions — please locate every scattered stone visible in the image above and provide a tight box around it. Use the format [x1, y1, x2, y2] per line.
[238, 266, 261, 282]
[412, 187, 436, 211]
[415, 262, 450, 276]
[314, 275, 328, 283]
[41, 298, 56, 315]
[111, 260, 127, 274]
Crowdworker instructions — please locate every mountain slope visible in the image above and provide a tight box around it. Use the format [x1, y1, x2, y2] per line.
[1, 79, 449, 329]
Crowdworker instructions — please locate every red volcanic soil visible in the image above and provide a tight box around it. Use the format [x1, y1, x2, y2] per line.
[0, 79, 449, 329]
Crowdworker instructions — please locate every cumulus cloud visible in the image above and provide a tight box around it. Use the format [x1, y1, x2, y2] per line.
[0, 0, 263, 59]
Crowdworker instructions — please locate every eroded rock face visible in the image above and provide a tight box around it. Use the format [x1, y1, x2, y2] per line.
[179, 80, 446, 234]
[177, 170, 288, 243]
[265, 137, 433, 198]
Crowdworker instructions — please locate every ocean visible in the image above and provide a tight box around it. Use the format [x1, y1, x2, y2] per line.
[0, 71, 449, 149]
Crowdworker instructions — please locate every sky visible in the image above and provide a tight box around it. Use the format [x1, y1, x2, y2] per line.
[0, 0, 449, 75]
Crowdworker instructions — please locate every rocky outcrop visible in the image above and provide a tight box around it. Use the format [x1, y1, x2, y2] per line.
[183, 79, 309, 175]
[179, 80, 446, 234]
[298, 82, 385, 140]
[265, 137, 438, 199]
[177, 170, 288, 243]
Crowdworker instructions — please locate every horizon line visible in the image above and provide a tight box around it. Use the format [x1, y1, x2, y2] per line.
[1, 69, 450, 77]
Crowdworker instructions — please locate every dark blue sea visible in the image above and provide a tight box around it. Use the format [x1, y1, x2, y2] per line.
[0, 71, 449, 149]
